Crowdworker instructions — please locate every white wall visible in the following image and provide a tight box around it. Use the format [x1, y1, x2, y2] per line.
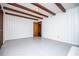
[42, 6, 79, 45]
[4, 14, 33, 40]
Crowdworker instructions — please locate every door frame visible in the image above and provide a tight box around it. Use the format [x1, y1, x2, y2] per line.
[0, 9, 3, 48]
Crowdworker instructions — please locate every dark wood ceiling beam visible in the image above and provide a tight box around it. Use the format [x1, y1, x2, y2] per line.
[31, 3, 56, 15]
[0, 5, 1, 9]
[55, 3, 66, 12]
[3, 7, 43, 19]
[5, 12, 38, 20]
[7, 3, 48, 17]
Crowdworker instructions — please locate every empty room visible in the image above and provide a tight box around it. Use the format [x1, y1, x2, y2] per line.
[0, 3, 79, 56]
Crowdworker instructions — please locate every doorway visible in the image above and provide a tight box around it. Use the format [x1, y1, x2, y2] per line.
[33, 21, 42, 37]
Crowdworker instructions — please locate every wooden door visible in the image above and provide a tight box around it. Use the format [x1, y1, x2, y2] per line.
[33, 22, 39, 37]
[33, 22, 42, 37]
[0, 10, 3, 48]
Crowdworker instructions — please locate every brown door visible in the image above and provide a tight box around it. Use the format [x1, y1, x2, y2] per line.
[33, 22, 42, 37]
[0, 10, 3, 48]
[33, 22, 39, 37]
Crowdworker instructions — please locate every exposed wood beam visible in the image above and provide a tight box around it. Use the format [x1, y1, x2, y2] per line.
[5, 12, 38, 20]
[31, 3, 56, 15]
[7, 3, 48, 17]
[4, 7, 43, 19]
[0, 5, 3, 12]
[0, 5, 1, 9]
[55, 3, 66, 12]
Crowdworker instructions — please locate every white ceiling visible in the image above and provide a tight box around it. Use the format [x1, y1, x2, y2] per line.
[40, 3, 79, 13]
[3, 3, 79, 19]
